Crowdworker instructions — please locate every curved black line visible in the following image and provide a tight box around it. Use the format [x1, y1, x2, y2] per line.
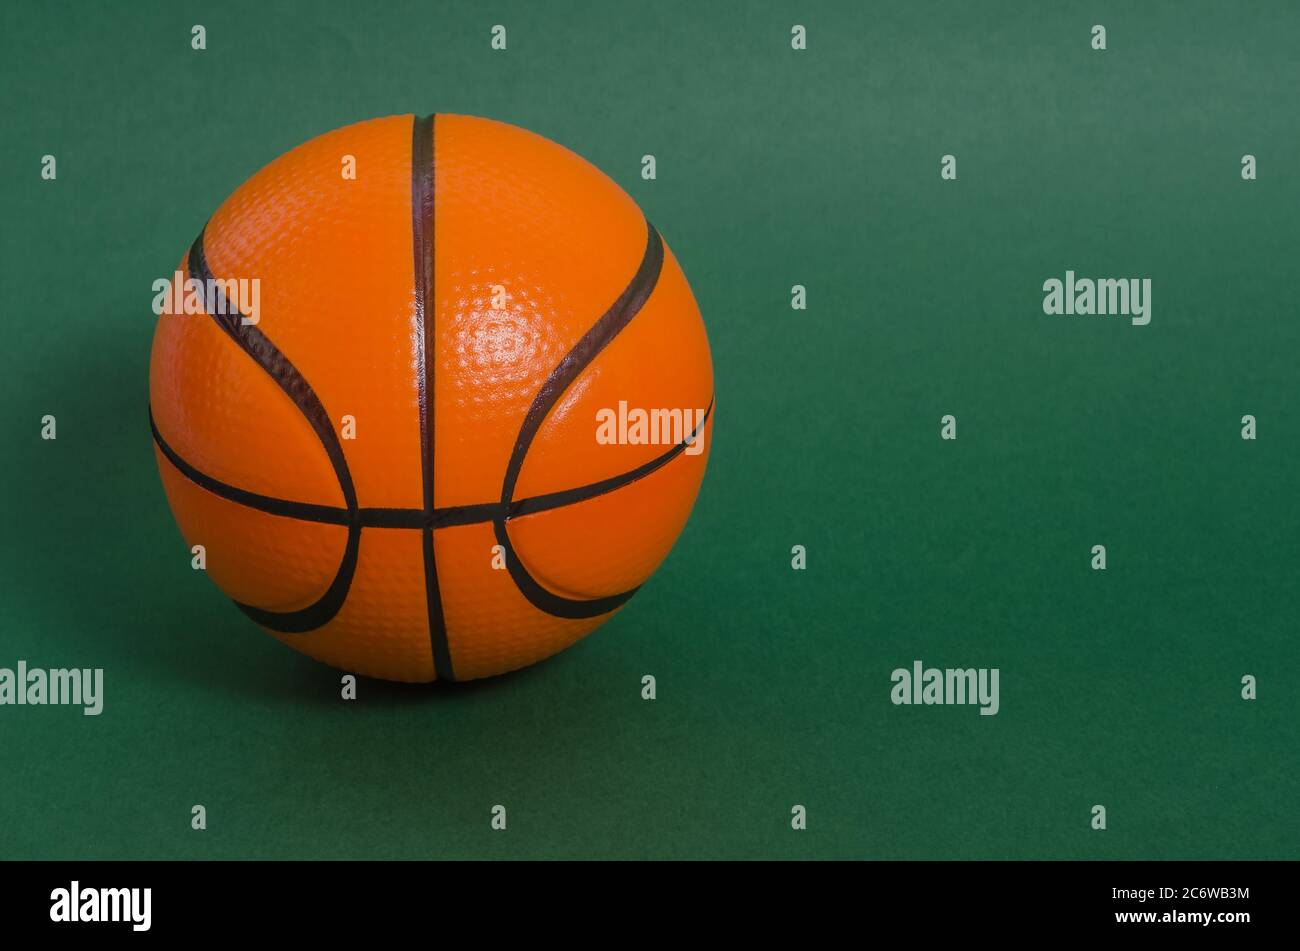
[493, 220, 667, 620]
[151, 400, 711, 529]
[152, 408, 353, 525]
[507, 401, 710, 519]
[411, 113, 455, 680]
[188, 231, 361, 634]
[499, 222, 664, 507]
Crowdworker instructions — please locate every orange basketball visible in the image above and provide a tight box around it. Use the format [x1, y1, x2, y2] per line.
[149, 114, 713, 682]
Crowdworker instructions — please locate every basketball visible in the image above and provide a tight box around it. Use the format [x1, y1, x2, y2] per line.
[149, 113, 713, 682]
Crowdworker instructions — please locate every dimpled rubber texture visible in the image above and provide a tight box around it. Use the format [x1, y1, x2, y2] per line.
[149, 113, 713, 682]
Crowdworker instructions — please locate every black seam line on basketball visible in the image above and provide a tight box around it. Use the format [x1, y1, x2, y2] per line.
[188, 229, 360, 635]
[494, 218, 666, 620]
[411, 113, 455, 682]
[150, 400, 711, 530]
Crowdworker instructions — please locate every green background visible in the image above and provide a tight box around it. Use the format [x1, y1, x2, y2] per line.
[1, 0, 1296, 859]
